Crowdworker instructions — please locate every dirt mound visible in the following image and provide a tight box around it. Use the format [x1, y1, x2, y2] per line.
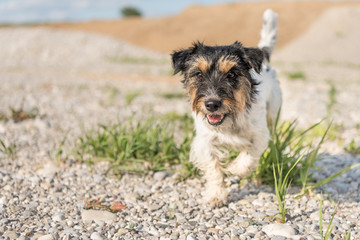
[274, 5, 360, 64]
[47, 1, 359, 53]
[0, 27, 165, 68]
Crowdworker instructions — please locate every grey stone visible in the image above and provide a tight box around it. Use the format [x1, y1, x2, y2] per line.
[262, 223, 296, 238]
[81, 210, 116, 223]
[36, 161, 60, 178]
[16, 236, 29, 240]
[309, 211, 320, 221]
[38, 234, 55, 240]
[90, 232, 104, 240]
[52, 212, 65, 222]
[186, 234, 196, 240]
[153, 171, 170, 180]
[149, 203, 163, 212]
[22, 210, 32, 219]
[3, 231, 18, 240]
[252, 199, 264, 207]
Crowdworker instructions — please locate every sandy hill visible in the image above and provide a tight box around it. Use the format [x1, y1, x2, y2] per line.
[48, 1, 360, 53]
[274, 5, 360, 64]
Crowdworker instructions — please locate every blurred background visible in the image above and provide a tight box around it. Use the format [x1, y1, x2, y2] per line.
[0, 0, 250, 23]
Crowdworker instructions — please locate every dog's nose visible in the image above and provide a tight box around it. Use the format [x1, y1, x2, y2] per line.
[205, 99, 222, 112]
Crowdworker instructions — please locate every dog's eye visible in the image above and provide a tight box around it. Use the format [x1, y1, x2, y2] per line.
[227, 71, 236, 79]
[195, 72, 203, 79]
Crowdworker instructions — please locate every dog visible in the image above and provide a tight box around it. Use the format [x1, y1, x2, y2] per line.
[171, 9, 282, 207]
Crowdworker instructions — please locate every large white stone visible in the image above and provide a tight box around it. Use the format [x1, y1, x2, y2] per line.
[81, 210, 116, 223]
[262, 223, 296, 238]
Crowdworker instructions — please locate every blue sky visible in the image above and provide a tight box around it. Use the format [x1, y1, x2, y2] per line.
[0, 0, 248, 24]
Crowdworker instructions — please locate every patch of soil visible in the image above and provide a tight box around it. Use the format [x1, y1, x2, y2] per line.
[45, 1, 359, 53]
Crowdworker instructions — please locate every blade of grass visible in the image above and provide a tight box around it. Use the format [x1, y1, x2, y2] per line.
[324, 204, 337, 240]
[319, 194, 323, 240]
[303, 163, 360, 195]
[300, 123, 331, 194]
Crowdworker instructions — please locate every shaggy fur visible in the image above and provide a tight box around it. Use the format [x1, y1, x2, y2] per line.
[171, 9, 282, 207]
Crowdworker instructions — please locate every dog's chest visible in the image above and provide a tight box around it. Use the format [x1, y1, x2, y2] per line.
[211, 128, 253, 151]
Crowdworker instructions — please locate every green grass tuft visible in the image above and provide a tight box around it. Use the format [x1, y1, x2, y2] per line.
[345, 140, 360, 155]
[159, 92, 186, 99]
[125, 91, 141, 104]
[73, 114, 197, 179]
[286, 71, 306, 80]
[326, 80, 337, 118]
[0, 139, 16, 159]
[316, 193, 338, 240]
[107, 56, 169, 65]
[254, 115, 325, 187]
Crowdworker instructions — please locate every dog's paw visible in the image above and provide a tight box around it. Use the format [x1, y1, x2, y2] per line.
[226, 152, 254, 177]
[208, 196, 227, 208]
[204, 188, 228, 208]
[226, 163, 251, 177]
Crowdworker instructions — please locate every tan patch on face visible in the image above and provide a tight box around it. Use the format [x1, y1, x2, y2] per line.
[222, 98, 236, 113]
[186, 81, 202, 113]
[193, 57, 210, 73]
[193, 97, 205, 114]
[233, 77, 252, 112]
[187, 84, 196, 107]
[218, 56, 238, 73]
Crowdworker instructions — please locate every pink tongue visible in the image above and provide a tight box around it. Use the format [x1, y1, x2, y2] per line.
[208, 114, 222, 122]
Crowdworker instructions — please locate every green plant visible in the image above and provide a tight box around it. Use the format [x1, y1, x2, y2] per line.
[120, 6, 142, 18]
[125, 91, 141, 104]
[106, 56, 169, 65]
[159, 92, 186, 99]
[56, 135, 68, 163]
[273, 152, 303, 222]
[316, 193, 338, 240]
[345, 140, 360, 155]
[345, 232, 351, 240]
[73, 115, 197, 179]
[108, 87, 119, 102]
[0, 111, 7, 121]
[0, 139, 16, 158]
[298, 124, 330, 194]
[309, 123, 343, 142]
[301, 163, 360, 197]
[10, 106, 38, 122]
[286, 71, 306, 80]
[168, 203, 176, 220]
[326, 80, 337, 118]
[255, 115, 324, 186]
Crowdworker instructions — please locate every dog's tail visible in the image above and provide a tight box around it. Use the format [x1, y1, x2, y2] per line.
[258, 9, 278, 61]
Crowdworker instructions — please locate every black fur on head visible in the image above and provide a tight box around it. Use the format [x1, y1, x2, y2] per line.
[171, 42, 266, 126]
[171, 41, 264, 77]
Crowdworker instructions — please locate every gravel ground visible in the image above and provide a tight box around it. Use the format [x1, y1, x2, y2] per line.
[1, 25, 360, 240]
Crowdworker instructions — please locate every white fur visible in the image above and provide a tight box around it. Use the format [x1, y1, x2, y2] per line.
[190, 9, 282, 207]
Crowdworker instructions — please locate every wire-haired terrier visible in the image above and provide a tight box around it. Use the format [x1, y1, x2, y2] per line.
[171, 9, 282, 207]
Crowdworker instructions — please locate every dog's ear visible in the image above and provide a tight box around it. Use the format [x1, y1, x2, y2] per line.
[171, 42, 204, 75]
[243, 47, 264, 74]
[232, 42, 264, 73]
[171, 49, 190, 75]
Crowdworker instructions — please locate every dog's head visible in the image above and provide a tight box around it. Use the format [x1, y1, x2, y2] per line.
[171, 41, 264, 127]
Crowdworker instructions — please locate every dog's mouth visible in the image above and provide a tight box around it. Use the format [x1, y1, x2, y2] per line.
[207, 114, 227, 126]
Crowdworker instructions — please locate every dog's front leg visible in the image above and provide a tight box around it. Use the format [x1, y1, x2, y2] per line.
[226, 131, 269, 178]
[190, 137, 228, 207]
